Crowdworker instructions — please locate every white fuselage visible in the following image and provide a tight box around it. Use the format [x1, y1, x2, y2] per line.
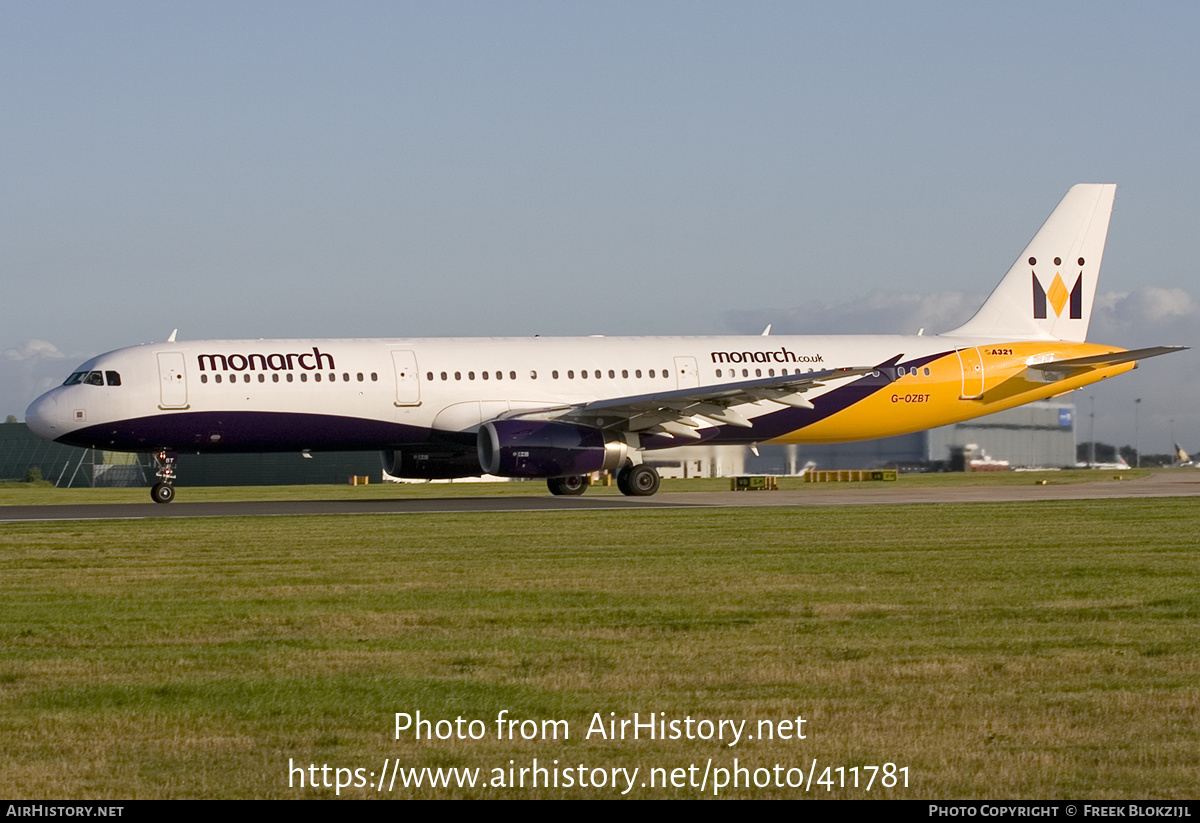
[24, 330, 1120, 464]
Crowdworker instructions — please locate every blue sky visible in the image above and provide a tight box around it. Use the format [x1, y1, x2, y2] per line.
[3, 1, 1197, 453]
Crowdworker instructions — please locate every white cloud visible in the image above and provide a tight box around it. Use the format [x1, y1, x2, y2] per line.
[724, 290, 986, 337]
[723, 286, 1200, 455]
[3, 339, 65, 362]
[0, 339, 71, 421]
[1090, 287, 1200, 347]
[725, 286, 1200, 347]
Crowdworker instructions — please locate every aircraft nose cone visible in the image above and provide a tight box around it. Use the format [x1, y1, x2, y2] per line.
[25, 393, 59, 439]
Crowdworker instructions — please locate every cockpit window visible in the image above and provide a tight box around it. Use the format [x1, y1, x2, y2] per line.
[63, 369, 121, 386]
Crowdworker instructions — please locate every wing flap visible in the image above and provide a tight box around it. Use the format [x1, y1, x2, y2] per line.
[503, 365, 881, 439]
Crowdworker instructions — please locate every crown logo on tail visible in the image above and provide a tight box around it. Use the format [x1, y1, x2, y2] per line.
[1031, 257, 1084, 319]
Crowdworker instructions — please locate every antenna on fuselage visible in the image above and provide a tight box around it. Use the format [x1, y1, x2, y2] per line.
[761, 325, 771, 336]
[167, 329, 178, 343]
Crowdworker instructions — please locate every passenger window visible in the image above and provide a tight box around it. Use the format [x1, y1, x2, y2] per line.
[495, 371, 502, 380]
[635, 370, 642, 378]
[315, 373, 322, 382]
[215, 375, 222, 384]
[621, 369, 628, 378]
[567, 370, 574, 379]
[552, 371, 559, 379]
[648, 370, 655, 378]
[105, 371, 121, 386]
[595, 370, 601, 379]
[301, 373, 308, 382]
[580, 370, 587, 379]
[924, 367, 931, 376]
[426, 372, 433, 381]
[469, 372, 475, 380]
[371, 373, 378, 381]
[344, 373, 350, 381]
[244, 374, 250, 383]
[357, 373, 364, 382]
[530, 371, 537, 379]
[287, 374, 293, 382]
[201, 375, 208, 384]
[455, 372, 462, 381]
[510, 371, 516, 380]
[273, 374, 279, 383]
[258, 374, 265, 383]
[440, 372, 447, 381]
[482, 371, 489, 380]
[755, 369, 762, 377]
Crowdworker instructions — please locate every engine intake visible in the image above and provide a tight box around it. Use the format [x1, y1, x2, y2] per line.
[478, 420, 627, 478]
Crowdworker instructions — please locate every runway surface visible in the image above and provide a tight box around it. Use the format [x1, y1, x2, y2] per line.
[3, 471, 1198, 522]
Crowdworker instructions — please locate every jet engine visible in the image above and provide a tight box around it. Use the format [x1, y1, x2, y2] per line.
[477, 420, 628, 478]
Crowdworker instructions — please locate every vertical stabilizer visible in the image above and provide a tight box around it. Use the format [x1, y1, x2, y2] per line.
[945, 184, 1116, 341]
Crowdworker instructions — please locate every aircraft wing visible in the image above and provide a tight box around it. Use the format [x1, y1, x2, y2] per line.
[504, 365, 881, 440]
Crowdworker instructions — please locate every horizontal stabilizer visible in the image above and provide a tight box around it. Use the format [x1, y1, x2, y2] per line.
[1026, 345, 1187, 373]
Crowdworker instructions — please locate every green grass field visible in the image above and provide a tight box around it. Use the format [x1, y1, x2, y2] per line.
[1, 495, 1197, 798]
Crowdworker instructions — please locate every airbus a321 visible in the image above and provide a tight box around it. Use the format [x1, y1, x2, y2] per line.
[26, 184, 1184, 502]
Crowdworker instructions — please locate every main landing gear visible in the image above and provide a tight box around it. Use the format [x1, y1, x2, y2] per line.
[150, 450, 177, 504]
[617, 463, 660, 497]
[547, 475, 589, 496]
[545, 463, 661, 497]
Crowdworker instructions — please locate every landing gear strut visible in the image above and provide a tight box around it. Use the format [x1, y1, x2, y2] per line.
[150, 450, 177, 504]
[547, 475, 590, 496]
[616, 463, 660, 497]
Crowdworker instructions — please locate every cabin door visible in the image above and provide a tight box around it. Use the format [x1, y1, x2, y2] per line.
[392, 350, 421, 406]
[956, 347, 985, 399]
[157, 352, 189, 409]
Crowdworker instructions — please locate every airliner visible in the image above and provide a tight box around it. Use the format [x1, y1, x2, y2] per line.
[25, 184, 1184, 502]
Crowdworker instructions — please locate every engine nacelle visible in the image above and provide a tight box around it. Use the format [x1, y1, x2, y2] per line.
[381, 448, 481, 480]
[478, 420, 628, 478]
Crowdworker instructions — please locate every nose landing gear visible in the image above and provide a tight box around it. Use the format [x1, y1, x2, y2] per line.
[150, 450, 177, 504]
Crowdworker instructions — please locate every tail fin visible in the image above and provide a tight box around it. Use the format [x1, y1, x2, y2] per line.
[945, 184, 1116, 341]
